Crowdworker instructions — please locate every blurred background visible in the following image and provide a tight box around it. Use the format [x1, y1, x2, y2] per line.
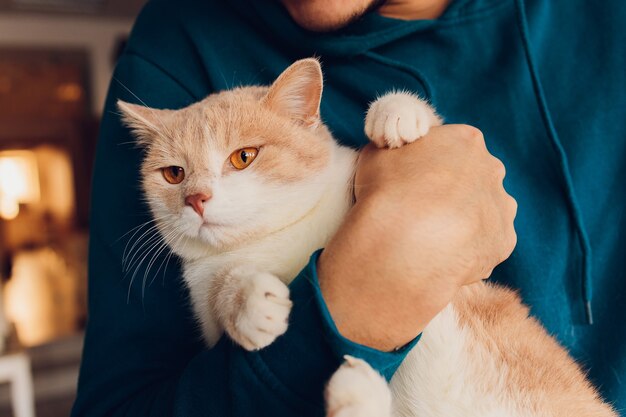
[0, 0, 145, 415]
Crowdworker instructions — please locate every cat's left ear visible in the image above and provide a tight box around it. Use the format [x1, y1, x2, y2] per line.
[263, 58, 323, 128]
[117, 100, 169, 147]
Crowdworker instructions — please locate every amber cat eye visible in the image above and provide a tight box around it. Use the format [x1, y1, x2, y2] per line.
[162, 166, 185, 184]
[230, 147, 259, 170]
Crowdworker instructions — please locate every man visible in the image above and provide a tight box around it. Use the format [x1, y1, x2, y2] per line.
[73, 0, 626, 416]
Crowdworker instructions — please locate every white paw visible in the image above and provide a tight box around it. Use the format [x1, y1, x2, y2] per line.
[365, 91, 442, 149]
[326, 356, 392, 417]
[220, 267, 292, 351]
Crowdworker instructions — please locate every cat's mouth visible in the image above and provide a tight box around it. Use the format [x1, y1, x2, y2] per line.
[200, 220, 228, 229]
[193, 219, 242, 249]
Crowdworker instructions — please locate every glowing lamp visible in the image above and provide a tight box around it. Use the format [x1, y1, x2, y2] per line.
[0, 150, 40, 220]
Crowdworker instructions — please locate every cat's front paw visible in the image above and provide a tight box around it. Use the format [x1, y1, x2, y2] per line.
[365, 91, 442, 149]
[326, 356, 392, 417]
[219, 266, 292, 351]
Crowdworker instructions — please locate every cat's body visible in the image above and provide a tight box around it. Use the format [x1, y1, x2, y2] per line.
[389, 284, 615, 417]
[119, 59, 616, 417]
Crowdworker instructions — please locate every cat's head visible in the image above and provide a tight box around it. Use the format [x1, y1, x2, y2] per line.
[119, 59, 338, 258]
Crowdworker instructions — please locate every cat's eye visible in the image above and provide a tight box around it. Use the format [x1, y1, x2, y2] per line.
[230, 147, 259, 170]
[162, 166, 185, 184]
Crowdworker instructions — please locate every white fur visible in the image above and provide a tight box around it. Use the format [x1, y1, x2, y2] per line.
[365, 91, 442, 149]
[211, 265, 292, 350]
[326, 356, 393, 417]
[391, 305, 534, 417]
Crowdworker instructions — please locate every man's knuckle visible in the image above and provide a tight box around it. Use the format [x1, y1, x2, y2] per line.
[505, 234, 517, 258]
[453, 124, 484, 147]
[502, 193, 517, 214]
[462, 125, 484, 141]
[464, 125, 485, 146]
[491, 157, 506, 179]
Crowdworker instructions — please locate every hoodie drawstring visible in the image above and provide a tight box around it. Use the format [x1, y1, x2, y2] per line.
[515, 0, 594, 324]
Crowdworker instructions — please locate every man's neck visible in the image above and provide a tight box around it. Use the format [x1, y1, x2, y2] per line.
[378, 0, 451, 20]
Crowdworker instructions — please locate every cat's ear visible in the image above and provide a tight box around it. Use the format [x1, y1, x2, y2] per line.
[263, 58, 323, 128]
[117, 100, 167, 147]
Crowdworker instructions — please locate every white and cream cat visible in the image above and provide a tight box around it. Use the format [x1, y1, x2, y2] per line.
[119, 59, 616, 417]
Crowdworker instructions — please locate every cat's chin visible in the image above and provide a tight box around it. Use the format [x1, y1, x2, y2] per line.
[197, 224, 232, 247]
[157, 214, 254, 259]
[176, 220, 281, 259]
[169, 225, 243, 259]
[168, 232, 228, 260]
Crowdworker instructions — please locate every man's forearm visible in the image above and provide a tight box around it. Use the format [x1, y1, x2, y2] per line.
[318, 198, 448, 351]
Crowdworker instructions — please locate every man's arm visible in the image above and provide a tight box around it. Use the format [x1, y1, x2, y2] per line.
[319, 126, 517, 351]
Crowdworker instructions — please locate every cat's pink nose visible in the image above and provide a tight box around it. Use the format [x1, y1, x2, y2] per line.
[185, 192, 211, 217]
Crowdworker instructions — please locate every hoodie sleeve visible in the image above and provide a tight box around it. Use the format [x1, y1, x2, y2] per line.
[72, 52, 417, 417]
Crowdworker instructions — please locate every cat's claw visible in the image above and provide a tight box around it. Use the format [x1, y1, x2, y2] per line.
[221, 267, 292, 351]
[326, 356, 393, 417]
[365, 91, 442, 149]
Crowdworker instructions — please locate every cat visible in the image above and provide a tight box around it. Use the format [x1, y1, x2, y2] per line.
[119, 58, 617, 417]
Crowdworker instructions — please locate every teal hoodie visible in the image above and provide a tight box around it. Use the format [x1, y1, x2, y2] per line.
[73, 0, 626, 415]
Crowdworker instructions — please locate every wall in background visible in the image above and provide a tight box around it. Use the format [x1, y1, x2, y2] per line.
[0, 13, 134, 116]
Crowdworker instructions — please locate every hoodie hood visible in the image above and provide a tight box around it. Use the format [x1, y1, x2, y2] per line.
[232, 0, 506, 57]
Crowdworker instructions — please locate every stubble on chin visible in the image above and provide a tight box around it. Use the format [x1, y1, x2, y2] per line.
[280, 0, 388, 32]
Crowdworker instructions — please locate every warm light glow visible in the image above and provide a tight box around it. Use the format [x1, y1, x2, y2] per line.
[0, 150, 40, 220]
[34, 146, 75, 222]
[0, 197, 19, 220]
[5, 248, 79, 346]
[56, 82, 83, 102]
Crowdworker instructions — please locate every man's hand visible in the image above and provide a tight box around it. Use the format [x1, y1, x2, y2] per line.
[318, 124, 517, 351]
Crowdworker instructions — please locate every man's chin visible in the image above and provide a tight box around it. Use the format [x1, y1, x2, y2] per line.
[291, 15, 355, 33]
[280, 0, 383, 32]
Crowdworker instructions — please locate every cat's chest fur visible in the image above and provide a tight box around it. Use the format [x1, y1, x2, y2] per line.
[179, 144, 357, 344]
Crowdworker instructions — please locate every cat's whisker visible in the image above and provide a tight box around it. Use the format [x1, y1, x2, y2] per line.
[136, 226, 183, 295]
[176, 228, 191, 262]
[245, 67, 265, 87]
[108, 110, 124, 118]
[125, 221, 178, 273]
[140, 225, 179, 282]
[123, 226, 161, 270]
[141, 245, 168, 299]
[117, 214, 171, 245]
[123, 227, 169, 273]
[114, 77, 175, 144]
[118, 221, 153, 246]
[122, 219, 174, 268]
[150, 237, 180, 288]
[160, 250, 176, 285]
[156, 231, 186, 285]
[126, 233, 172, 303]
[120, 214, 171, 244]
[217, 67, 231, 90]
[141, 229, 182, 299]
